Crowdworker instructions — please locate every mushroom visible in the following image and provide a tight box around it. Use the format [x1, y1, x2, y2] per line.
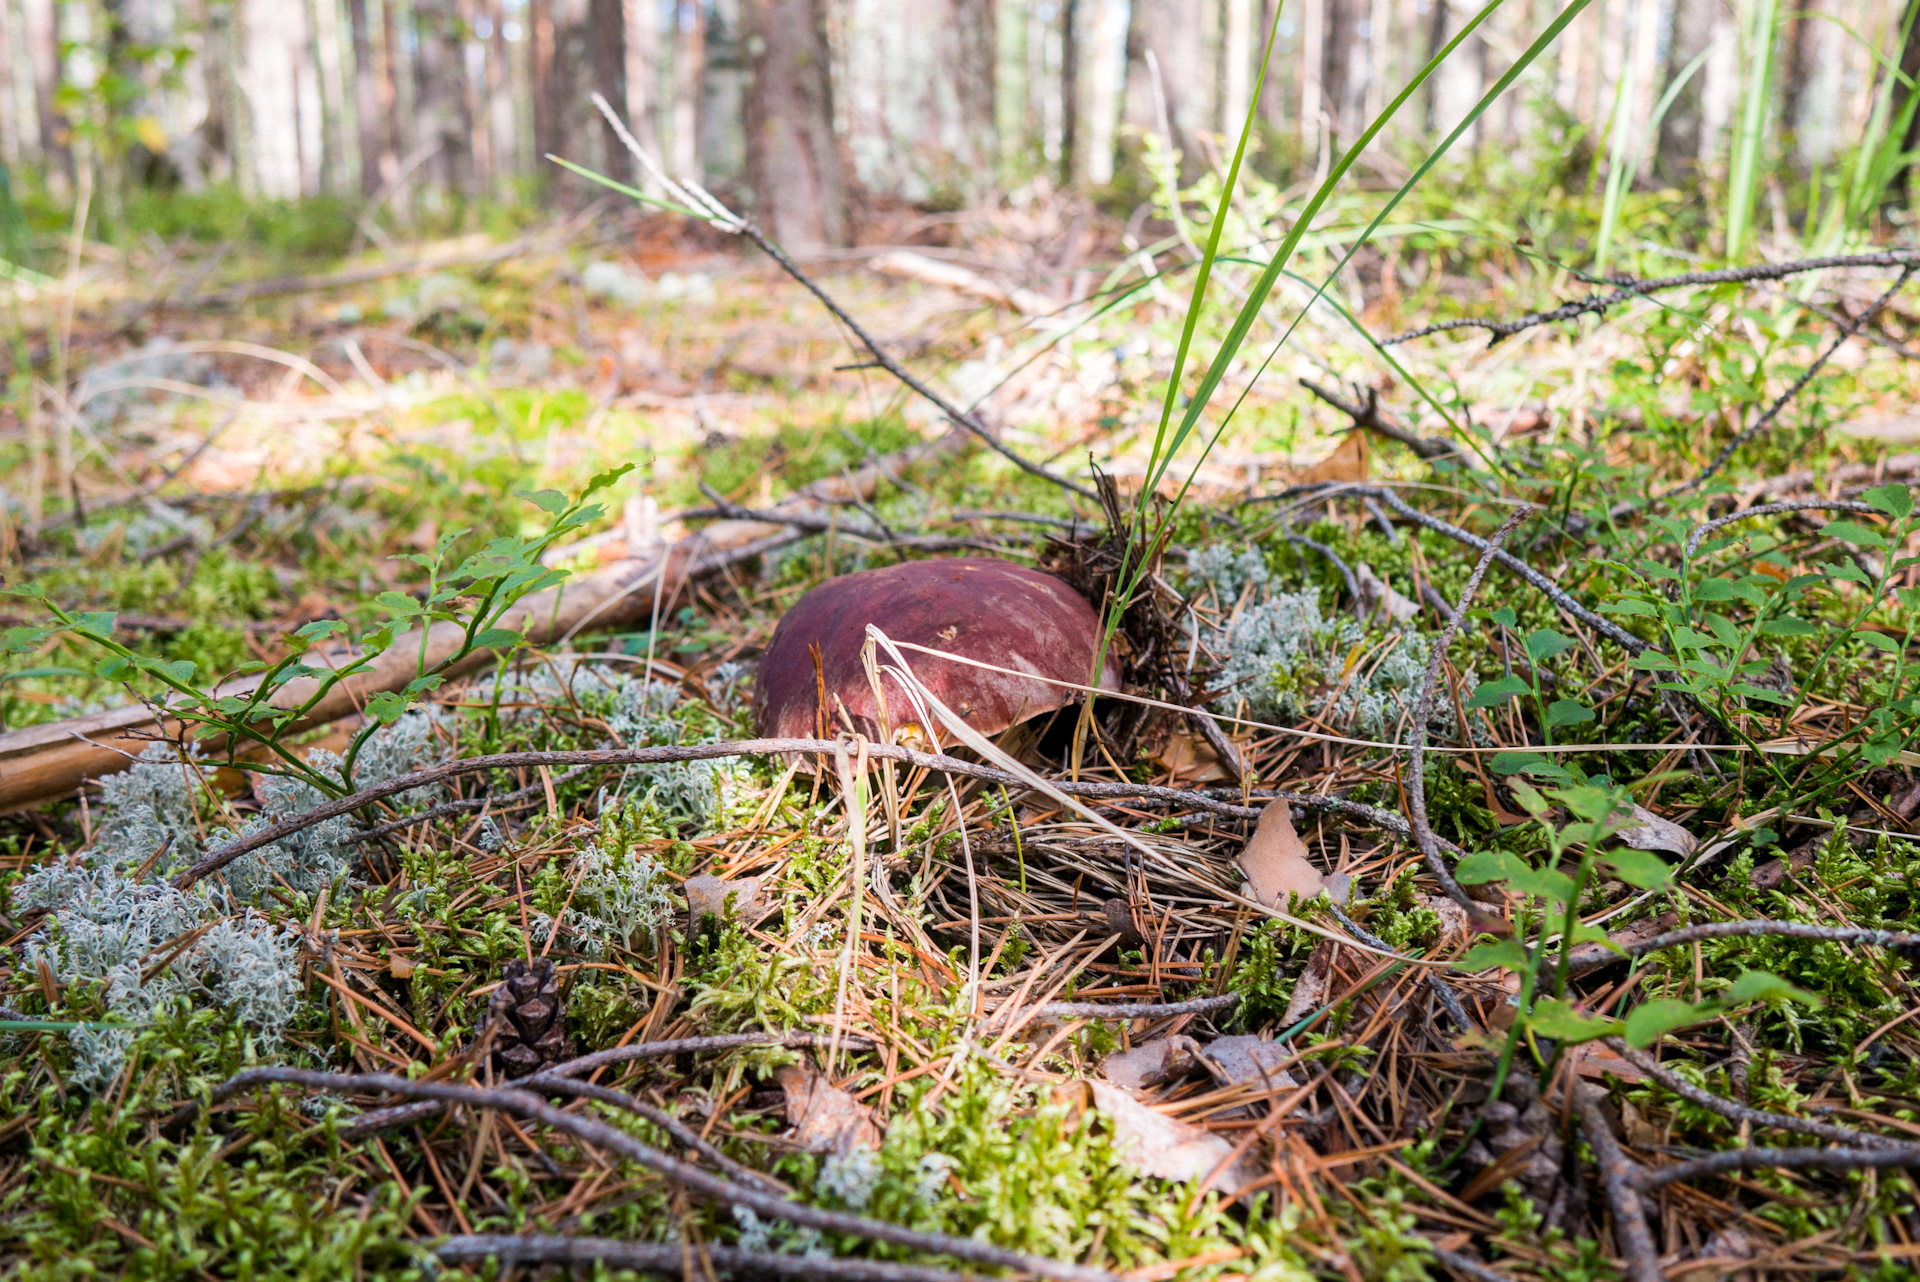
[753, 557, 1117, 752]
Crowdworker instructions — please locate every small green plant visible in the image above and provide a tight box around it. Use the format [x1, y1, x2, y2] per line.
[1456, 770, 1818, 1087]
[4, 465, 634, 799]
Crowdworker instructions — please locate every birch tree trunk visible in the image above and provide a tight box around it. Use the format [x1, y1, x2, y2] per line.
[743, 0, 846, 246]
[672, 0, 706, 180]
[347, 0, 385, 193]
[1124, 0, 1211, 176]
[20, 0, 67, 187]
[837, 0, 997, 205]
[622, 0, 662, 182]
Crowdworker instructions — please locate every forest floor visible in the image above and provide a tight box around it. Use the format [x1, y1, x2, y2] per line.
[5, 191, 1920, 1282]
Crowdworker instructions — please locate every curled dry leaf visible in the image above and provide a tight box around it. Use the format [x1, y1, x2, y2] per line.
[1615, 804, 1697, 859]
[1057, 1080, 1257, 1193]
[1300, 431, 1370, 484]
[1100, 1035, 1202, 1092]
[1354, 562, 1420, 624]
[1280, 941, 1337, 1026]
[775, 1064, 880, 1153]
[1237, 798, 1326, 908]
[1199, 1035, 1299, 1092]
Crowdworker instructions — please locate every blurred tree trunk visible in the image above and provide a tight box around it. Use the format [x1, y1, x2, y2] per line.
[380, 0, 409, 194]
[672, 0, 706, 179]
[414, 0, 474, 195]
[1322, 0, 1359, 142]
[1657, 0, 1714, 183]
[20, 0, 68, 187]
[1222, 0, 1250, 139]
[346, 0, 385, 194]
[588, 0, 631, 180]
[0, 0, 18, 167]
[622, 0, 662, 182]
[743, 0, 846, 247]
[1124, 0, 1210, 176]
[1258, 0, 1286, 133]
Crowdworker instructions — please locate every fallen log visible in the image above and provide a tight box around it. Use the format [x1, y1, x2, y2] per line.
[0, 429, 970, 812]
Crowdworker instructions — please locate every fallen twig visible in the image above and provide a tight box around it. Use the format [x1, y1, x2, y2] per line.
[214, 1067, 1112, 1282]
[1603, 1038, 1912, 1149]
[1571, 1082, 1661, 1282]
[1620, 919, 1920, 957]
[1380, 251, 1920, 347]
[435, 1235, 984, 1282]
[1633, 1142, 1920, 1192]
[1408, 507, 1532, 913]
[170, 737, 1433, 891]
[1299, 378, 1457, 459]
[1677, 266, 1916, 494]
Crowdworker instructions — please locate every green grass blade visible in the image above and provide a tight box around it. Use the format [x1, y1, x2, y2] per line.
[1132, 2, 1288, 534]
[1136, 0, 1520, 510]
[1153, 0, 1595, 519]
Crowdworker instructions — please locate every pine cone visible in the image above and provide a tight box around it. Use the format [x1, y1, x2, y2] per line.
[490, 957, 573, 1077]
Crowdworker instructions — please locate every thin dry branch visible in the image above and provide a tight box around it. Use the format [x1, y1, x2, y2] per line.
[1299, 378, 1457, 459]
[212, 1067, 1113, 1282]
[1571, 1082, 1661, 1282]
[1633, 1143, 1920, 1191]
[1603, 1039, 1912, 1149]
[1678, 266, 1916, 494]
[1408, 507, 1532, 912]
[435, 1235, 986, 1282]
[170, 737, 1427, 890]
[1380, 251, 1920, 347]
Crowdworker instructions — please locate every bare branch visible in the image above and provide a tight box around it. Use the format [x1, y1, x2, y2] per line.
[1408, 507, 1532, 913]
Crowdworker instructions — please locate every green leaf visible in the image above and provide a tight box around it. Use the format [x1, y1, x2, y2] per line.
[3, 626, 57, 654]
[515, 487, 569, 515]
[365, 691, 413, 725]
[1548, 783, 1619, 823]
[1629, 651, 1678, 672]
[1722, 970, 1822, 1009]
[1466, 674, 1530, 708]
[583, 462, 637, 497]
[1524, 999, 1620, 1044]
[1604, 848, 1674, 891]
[1865, 484, 1913, 519]
[471, 627, 523, 651]
[375, 591, 425, 618]
[1701, 613, 1742, 648]
[1623, 998, 1713, 1048]
[1692, 578, 1738, 602]
[158, 659, 197, 685]
[1489, 607, 1519, 628]
[0, 582, 47, 599]
[74, 611, 117, 637]
[95, 655, 132, 680]
[1489, 752, 1570, 781]
[1524, 628, 1575, 663]
[1856, 630, 1901, 652]
[1545, 699, 1596, 729]
[296, 619, 349, 641]
[1455, 850, 1530, 884]
[402, 674, 446, 697]
[1461, 940, 1530, 973]
[1601, 597, 1659, 617]
[1506, 866, 1577, 903]
[1762, 616, 1818, 636]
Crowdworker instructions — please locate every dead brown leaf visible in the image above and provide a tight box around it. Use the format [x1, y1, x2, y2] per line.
[1101, 1035, 1202, 1091]
[1060, 1080, 1258, 1192]
[1300, 431, 1370, 483]
[1237, 798, 1325, 908]
[776, 1063, 880, 1153]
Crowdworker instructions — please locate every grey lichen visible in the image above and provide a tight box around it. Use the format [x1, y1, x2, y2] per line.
[1186, 543, 1458, 742]
[21, 709, 451, 1089]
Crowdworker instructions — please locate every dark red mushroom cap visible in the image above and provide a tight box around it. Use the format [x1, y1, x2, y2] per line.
[753, 558, 1118, 749]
